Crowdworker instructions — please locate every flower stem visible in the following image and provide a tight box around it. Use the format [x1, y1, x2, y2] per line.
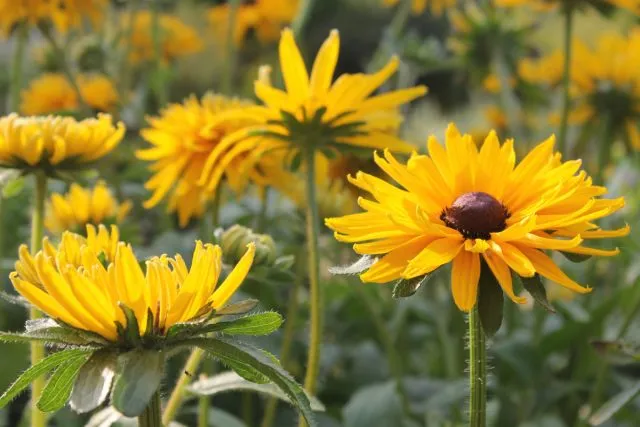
[197, 374, 209, 427]
[557, 5, 574, 156]
[468, 306, 486, 427]
[10, 23, 28, 112]
[292, 0, 316, 39]
[119, 0, 141, 106]
[221, 0, 241, 94]
[139, 389, 162, 427]
[162, 348, 205, 426]
[300, 148, 322, 427]
[29, 172, 47, 427]
[151, 0, 168, 107]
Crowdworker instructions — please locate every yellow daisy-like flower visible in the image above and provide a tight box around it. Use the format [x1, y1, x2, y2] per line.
[495, 0, 640, 14]
[0, 0, 108, 36]
[45, 181, 132, 234]
[11, 227, 256, 341]
[0, 113, 124, 174]
[20, 73, 119, 115]
[208, 0, 299, 45]
[381, 0, 456, 16]
[197, 29, 427, 194]
[326, 124, 629, 311]
[137, 93, 266, 227]
[123, 10, 203, 64]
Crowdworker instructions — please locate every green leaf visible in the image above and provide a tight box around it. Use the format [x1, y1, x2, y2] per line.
[111, 350, 164, 417]
[392, 273, 433, 298]
[215, 299, 259, 316]
[588, 380, 640, 425]
[117, 303, 141, 347]
[70, 350, 117, 413]
[519, 274, 556, 313]
[37, 351, 92, 412]
[343, 381, 403, 427]
[188, 371, 325, 411]
[0, 291, 30, 308]
[0, 325, 109, 347]
[186, 337, 317, 427]
[2, 176, 24, 198]
[328, 255, 377, 276]
[0, 348, 94, 409]
[199, 312, 283, 336]
[477, 263, 504, 337]
[561, 252, 592, 263]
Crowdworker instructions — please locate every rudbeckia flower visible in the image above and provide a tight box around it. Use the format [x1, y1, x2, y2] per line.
[326, 124, 629, 311]
[381, 0, 456, 16]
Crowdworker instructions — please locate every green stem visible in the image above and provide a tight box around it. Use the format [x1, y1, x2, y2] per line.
[29, 172, 47, 427]
[299, 148, 322, 427]
[197, 375, 209, 427]
[256, 186, 270, 233]
[557, 5, 574, 156]
[10, 23, 28, 112]
[139, 390, 162, 427]
[468, 306, 486, 427]
[291, 0, 316, 39]
[119, 0, 142, 106]
[241, 392, 253, 425]
[221, 0, 241, 94]
[162, 348, 205, 426]
[261, 264, 302, 427]
[151, 0, 168, 107]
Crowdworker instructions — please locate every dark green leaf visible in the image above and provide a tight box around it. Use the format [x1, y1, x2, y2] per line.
[477, 263, 504, 337]
[186, 337, 317, 426]
[561, 252, 592, 263]
[520, 274, 555, 313]
[0, 348, 93, 408]
[70, 350, 117, 413]
[589, 380, 640, 425]
[198, 312, 283, 336]
[111, 350, 164, 417]
[329, 255, 377, 276]
[215, 299, 259, 316]
[117, 303, 141, 347]
[37, 351, 92, 412]
[392, 273, 432, 298]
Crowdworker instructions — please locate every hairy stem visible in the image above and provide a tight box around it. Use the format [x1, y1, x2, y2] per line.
[221, 0, 241, 94]
[162, 348, 205, 426]
[468, 306, 486, 427]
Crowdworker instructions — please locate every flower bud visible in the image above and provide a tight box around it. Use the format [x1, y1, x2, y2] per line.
[220, 225, 277, 267]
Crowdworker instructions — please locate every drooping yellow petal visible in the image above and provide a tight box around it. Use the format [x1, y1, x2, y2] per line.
[450, 251, 480, 311]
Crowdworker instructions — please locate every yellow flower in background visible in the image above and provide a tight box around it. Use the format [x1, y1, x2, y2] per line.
[208, 0, 299, 45]
[197, 29, 427, 194]
[0, 0, 108, 36]
[123, 10, 203, 64]
[20, 73, 119, 115]
[381, 0, 456, 16]
[45, 182, 132, 234]
[11, 229, 256, 341]
[326, 124, 629, 311]
[495, 0, 640, 14]
[518, 51, 564, 85]
[0, 113, 124, 174]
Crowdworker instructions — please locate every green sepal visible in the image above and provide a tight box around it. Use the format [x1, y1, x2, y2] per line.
[69, 350, 117, 413]
[477, 262, 504, 338]
[116, 303, 141, 348]
[519, 273, 556, 313]
[560, 252, 592, 263]
[37, 351, 92, 412]
[111, 350, 164, 417]
[183, 337, 317, 426]
[392, 273, 433, 298]
[196, 312, 283, 337]
[0, 348, 94, 409]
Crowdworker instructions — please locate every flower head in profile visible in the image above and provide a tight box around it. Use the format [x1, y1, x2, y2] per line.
[21, 73, 119, 115]
[122, 11, 203, 64]
[208, 0, 299, 45]
[381, 0, 456, 16]
[45, 181, 132, 234]
[326, 124, 629, 312]
[0, 113, 124, 176]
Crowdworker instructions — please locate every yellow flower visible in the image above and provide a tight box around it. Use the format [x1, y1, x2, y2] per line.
[122, 11, 203, 64]
[137, 93, 267, 227]
[11, 228, 256, 341]
[495, 0, 640, 14]
[0, 113, 124, 174]
[45, 181, 132, 234]
[208, 0, 299, 45]
[197, 29, 427, 193]
[20, 73, 119, 115]
[326, 124, 629, 311]
[0, 0, 108, 36]
[381, 0, 456, 16]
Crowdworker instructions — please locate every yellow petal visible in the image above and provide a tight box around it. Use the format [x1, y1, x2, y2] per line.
[403, 237, 463, 279]
[482, 251, 527, 304]
[211, 243, 255, 309]
[517, 245, 592, 294]
[450, 251, 480, 312]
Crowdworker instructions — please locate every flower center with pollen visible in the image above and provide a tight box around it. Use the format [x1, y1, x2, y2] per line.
[440, 192, 509, 240]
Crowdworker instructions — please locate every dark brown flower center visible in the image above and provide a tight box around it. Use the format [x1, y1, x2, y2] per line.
[440, 192, 509, 240]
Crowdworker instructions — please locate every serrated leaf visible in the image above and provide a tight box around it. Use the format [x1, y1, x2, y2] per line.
[215, 299, 259, 316]
[477, 263, 504, 337]
[199, 312, 283, 336]
[37, 351, 92, 412]
[111, 350, 164, 417]
[520, 274, 555, 313]
[561, 252, 592, 263]
[589, 380, 640, 425]
[0, 348, 93, 409]
[328, 255, 377, 276]
[185, 337, 317, 427]
[70, 350, 116, 413]
[188, 371, 325, 411]
[0, 327, 108, 347]
[392, 273, 432, 298]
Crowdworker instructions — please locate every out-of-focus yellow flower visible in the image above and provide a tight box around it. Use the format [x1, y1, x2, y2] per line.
[45, 182, 132, 234]
[0, 113, 124, 174]
[381, 0, 456, 16]
[123, 10, 203, 64]
[208, 0, 299, 45]
[326, 124, 629, 311]
[495, 0, 640, 14]
[518, 51, 564, 85]
[137, 93, 268, 227]
[11, 228, 256, 341]
[20, 73, 119, 115]
[482, 74, 516, 94]
[0, 0, 108, 36]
